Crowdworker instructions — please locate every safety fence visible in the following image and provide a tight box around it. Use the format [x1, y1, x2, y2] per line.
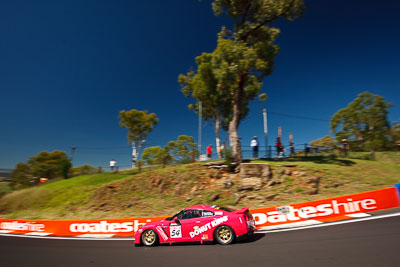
[197, 144, 325, 161]
[89, 143, 329, 170]
[200, 143, 397, 161]
[68, 143, 397, 172]
[1, 185, 399, 238]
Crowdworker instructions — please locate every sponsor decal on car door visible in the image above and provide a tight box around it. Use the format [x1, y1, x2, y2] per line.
[178, 218, 203, 241]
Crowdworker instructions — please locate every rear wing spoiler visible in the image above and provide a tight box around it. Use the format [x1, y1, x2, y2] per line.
[234, 207, 250, 214]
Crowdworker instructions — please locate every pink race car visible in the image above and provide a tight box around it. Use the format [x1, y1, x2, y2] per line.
[134, 205, 255, 246]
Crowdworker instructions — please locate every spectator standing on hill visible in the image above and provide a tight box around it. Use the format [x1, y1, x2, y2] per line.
[206, 145, 212, 160]
[290, 141, 295, 156]
[275, 137, 283, 156]
[250, 136, 259, 158]
[109, 159, 116, 171]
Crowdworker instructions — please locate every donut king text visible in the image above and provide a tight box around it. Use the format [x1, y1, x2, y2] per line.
[252, 198, 377, 225]
[189, 216, 228, 238]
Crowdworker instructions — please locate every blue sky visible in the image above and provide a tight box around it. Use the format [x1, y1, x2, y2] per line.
[1, 0, 399, 169]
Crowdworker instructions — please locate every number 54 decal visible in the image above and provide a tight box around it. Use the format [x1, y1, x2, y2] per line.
[170, 225, 182, 238]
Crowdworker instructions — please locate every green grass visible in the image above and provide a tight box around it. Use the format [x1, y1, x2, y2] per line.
[1, 152, 400, 220]
[0, 182, 12, 198]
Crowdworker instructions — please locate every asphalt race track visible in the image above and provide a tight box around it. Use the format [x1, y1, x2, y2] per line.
[1, 215, 400, 267]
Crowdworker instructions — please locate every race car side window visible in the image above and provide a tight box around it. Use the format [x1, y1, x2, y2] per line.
[201, 210, 214, 217]
[180, 210, 201, 220]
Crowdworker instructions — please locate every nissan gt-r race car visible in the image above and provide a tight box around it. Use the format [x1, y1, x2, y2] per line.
[134, 205, 255, 246]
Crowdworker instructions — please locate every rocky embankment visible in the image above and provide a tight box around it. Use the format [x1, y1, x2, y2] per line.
[202, 162, 329, 205]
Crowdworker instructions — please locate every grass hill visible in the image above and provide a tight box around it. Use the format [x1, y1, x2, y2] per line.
[0, 169, 12, 198]
[0, 152, 399, 220]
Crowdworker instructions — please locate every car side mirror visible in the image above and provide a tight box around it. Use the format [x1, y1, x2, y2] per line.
[173, 217, 179, 223]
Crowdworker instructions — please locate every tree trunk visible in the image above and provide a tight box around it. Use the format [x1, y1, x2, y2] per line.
[132, 140, 144, 168]
[214, 115, 222, 159]
[228, 75, 246, 163]
[132, 142, 137, 169]
[229, 117, 242, 162]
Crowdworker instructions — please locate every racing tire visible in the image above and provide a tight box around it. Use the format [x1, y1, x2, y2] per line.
[141, 229, 159, 247]
[214, 225, 235, 245]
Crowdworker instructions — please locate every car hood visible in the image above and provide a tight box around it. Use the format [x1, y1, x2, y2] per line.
[141, 219, 168, 229]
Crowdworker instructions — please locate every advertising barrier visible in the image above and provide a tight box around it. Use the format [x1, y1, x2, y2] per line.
[394, 183, 400, 201]
[1, 186, 399, 237]
[0, 216, 166, 237]
[251, 187, 400, 230]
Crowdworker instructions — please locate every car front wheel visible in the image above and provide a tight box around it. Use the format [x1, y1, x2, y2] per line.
[214, 225, 235, 245]
[141, 229, 159, 247]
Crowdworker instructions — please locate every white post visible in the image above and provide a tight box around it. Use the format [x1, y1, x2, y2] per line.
[262, 108, 268, 157]
[198, 101, 202, 158]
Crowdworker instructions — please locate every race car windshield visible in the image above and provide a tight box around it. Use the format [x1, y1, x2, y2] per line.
[166, 210, 184, 221]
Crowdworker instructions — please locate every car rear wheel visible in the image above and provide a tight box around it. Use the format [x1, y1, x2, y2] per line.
[141, 229, 159, 247]
[214, 225, 235, 245]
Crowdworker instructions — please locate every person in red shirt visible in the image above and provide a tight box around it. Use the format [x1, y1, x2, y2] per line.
[275, 137, 283, 156]
[206, 145, 212, 160]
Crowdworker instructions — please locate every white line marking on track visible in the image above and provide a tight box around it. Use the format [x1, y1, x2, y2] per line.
[0, 233, 134, 241]
[0, 230, 13, 233]
[1, 212, 400, 241]
[78, 234, 115, 238]
[25, 232, 53, 236]
[256, 212, 400, 234]
[257, 220, 322, 230]
[345, 213, 371, 218]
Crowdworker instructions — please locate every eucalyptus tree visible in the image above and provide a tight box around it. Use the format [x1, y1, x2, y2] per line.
[10, 162, 32, 189]
[330, 92, 392, 151]
[165, 135, 197, 163]
[310, 136, 336, 151]
[10, 150, 71, 188]
[200, 0, 306, 162]
[142, 146, 171, 166]
[28, 151, 71, 179]
[392, 122, 400, 145]
[119, 109, 159, 168]
[179, 53, 231, 159]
